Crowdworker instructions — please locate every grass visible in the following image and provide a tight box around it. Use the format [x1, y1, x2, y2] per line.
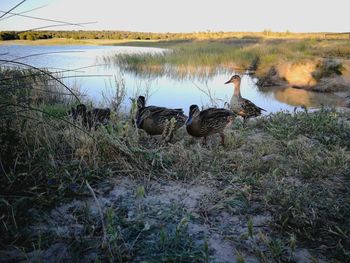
[104, 38, 350, 81]
[4, 35, 349, 78]
[1, 30, 350, 46]
[1, 67, 350, 262]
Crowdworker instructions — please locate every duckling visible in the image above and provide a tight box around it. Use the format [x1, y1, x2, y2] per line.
[136, 96, 187, 136]
[186, 105, 236, 146]
[71, 104, 89, 127]
[90, 108, 111, 126]
[71, 104, 111, 129]
[225, 75, 266, 122]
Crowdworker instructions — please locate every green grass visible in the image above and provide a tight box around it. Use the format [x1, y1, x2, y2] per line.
[1, 67, 350, 261]
[265, 108, 350, 146]
[106, 39, 350, 78]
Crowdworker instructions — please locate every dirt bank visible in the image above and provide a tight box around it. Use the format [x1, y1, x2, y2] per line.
[257, 59, 350, 92]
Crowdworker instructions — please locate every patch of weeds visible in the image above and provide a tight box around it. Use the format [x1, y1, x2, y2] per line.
[155, 203, 189, 224]
[236, 250, 246, 263]
[285, 138, 349, 179]
[142, 217, 207, 262]
[42, 103, 70, 118]
[268, 238, 284, 261]
[221, 190, 251, 214]
[92, 207, 152, 262]
[312, 59, 344, 80]
[265, 179, 350, 261]
[266, 108, 350, 148]
[224, 130, 246, 149]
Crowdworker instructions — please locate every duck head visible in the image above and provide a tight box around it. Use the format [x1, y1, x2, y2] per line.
[136, 108, 150, 128]
[76, 104, 87, 116]
[186, 104, 200, 125]
[224, 75, 241, 85]
[137, 96, 146, 109]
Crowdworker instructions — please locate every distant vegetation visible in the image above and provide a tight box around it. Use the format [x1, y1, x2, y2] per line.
[1, 30, 350, 42]
[106, 38, 350, 87]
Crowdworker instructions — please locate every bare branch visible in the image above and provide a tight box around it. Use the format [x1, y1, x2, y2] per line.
[0, 9, 95, 27]
[17, 21, 98, 33]
[0, 5, 47, 22]
[0, 59, 81, 103]
[0, 102, 95, 140]
[0, 0, 26, 19]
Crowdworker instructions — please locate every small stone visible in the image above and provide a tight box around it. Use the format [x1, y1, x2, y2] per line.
[294, 248, 312, 263]
[261, 154, 278, 162]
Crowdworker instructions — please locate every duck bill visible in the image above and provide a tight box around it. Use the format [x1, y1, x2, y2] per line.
[224, 80, 231, 84]
[136, 115, 143, 128]
[185, 116, 193, 125]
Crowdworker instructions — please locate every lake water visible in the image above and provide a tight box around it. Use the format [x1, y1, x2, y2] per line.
[0, 44, 347, 114]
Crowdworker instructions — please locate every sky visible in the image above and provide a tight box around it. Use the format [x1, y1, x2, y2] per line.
[0, 0, 349, 33]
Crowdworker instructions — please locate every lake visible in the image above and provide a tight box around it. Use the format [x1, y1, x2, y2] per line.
[0, 44, 347, 114]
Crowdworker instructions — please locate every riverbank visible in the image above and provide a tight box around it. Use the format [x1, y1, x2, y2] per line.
[105, 38, 350, 92]
[0, 38, 158, 46]
[1, 68, 349, 262]
[3, 36, 350, 93]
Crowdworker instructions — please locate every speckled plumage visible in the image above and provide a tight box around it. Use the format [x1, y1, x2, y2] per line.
[136, 96, 187, 135]
[225, 75, 266, 120]
[186, 105, 236, 145]
[230, 96, 265, 119]
[71, 104, 111, 129]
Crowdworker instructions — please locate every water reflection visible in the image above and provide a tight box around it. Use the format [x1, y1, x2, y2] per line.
[103, 54, 230, 82]
[272, 87, 347, 107]
[105, 56, 349, 112]
[1, 44, 348, 113]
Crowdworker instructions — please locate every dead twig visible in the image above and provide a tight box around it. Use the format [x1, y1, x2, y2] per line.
[0, 0, 27, 19]
[0, 59, 81, 103]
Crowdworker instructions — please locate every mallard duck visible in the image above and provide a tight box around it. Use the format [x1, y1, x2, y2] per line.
[136, 96, 187, 135]
[186, 105, 236, 145]
[71, 104, 111, 129]
[89, 108, 111, 125]
[224, 75, 266, 122]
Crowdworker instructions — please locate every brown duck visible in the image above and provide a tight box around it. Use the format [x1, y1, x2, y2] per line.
[186, 105, 236, 145]
[225, 75, 266, 121]
[71, 104, 111, 129]
[136, 96, 187, 135]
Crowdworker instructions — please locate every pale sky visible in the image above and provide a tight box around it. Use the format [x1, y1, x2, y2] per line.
[0, 0, 349, 32]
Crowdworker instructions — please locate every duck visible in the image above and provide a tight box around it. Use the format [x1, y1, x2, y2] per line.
[89, 107, 111, 126]
[185, 104, 236, 146]
[135, 96, 187, 136]
[71, 104, 111, 129]
[224, 75, 266, 122]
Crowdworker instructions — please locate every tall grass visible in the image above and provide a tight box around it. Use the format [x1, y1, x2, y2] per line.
[0, 68, 142, 246]
[1, 66, 350, 261]
[106, 39, 350, 78]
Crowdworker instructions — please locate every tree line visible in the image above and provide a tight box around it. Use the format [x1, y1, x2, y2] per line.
[0, 30, 194, 41]
[0, 30, 335, 42]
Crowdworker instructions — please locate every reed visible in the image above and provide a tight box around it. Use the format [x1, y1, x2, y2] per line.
[1, 66, 349, 262]
[107, 39, 350, 79]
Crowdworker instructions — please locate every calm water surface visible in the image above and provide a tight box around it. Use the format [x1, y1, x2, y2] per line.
[1, 44, 347, 113]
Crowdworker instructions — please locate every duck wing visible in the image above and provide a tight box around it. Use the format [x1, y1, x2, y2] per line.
[199, 108, 235, 132]
[137, 106, 185, 128]
[200, 108, 235, 120]
[241, 98, 266, 116]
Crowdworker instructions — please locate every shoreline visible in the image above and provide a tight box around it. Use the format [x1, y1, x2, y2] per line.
[0, 38, 160, 46]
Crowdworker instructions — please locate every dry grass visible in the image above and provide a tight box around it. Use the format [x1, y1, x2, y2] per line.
[106, 38, 350, 81]
[1, 68, 350, 262]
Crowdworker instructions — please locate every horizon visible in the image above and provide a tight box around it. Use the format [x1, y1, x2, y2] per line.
[0, 0, 349, 33]
[0, 29, 347, 34]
